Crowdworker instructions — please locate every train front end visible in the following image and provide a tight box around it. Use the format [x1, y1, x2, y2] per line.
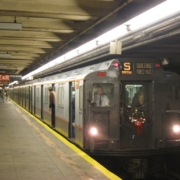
[83, 59, 180, 177]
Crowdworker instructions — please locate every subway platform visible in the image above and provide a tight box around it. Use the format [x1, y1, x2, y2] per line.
[0, 99, 121, 180]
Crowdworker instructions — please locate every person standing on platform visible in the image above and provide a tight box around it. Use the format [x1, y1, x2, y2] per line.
[0, 88, 4, 103]
[49, 87, 56, 128]
[5, 89, 9, 101]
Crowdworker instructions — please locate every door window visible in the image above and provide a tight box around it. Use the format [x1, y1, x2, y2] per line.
[93, 83, 114, 107]
[125, 84, 144, 107]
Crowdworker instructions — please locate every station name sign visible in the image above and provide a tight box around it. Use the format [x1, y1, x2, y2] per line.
[0, 74, 10, 82]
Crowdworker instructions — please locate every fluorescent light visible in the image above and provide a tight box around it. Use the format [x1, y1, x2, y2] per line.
[0, 66, 7, 69]
[22, 0, 180, 80]
[125, 0, 180, 32]
[9, 81, 18, 86]
[0, 22, 22, 30]
[0, 53, 11, 58]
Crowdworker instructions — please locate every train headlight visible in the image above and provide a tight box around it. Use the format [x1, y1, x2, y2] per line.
[89, 127, 98, 136]
[173, 125, 180, 133]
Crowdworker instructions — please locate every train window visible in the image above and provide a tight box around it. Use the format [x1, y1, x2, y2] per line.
[57, 87, 60, 105]
[26, 87, 29, 100]
[93, 83, 114, 107]
[125, 84, 144, 107]
[45, 87, 49, 103]
[79, 86, 83, 110]
[57, 86, 64, 106]
[36, 87, 39, 102]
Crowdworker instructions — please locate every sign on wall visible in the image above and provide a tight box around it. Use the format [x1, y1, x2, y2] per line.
[0, 75, 10, 81]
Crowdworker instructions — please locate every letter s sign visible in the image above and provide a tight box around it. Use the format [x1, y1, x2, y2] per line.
[124, 62, 131, 71]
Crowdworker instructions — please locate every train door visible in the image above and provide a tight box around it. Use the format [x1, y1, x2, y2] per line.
[41, 85, 44, 120]
[35, 85, 41, 119]
[56, 83, 67, 136]
[77, 80, 84, 147]
[33, 86, 36, 115]
[69, 82, 75, 139]
[19, 87, 22, 106]
[30, 86, 32, 113]
[43, 84, 51, 126]
[22, 87, 25, 106]
[25, 86, 29, 111]
[120, 81, 154, 148]
[52, 84, 56, 127]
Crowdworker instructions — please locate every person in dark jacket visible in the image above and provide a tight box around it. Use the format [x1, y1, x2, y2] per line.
[49, 87, 56, 128]
[0, 88, 4, 103]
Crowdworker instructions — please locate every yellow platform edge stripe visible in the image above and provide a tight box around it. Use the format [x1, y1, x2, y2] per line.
[12, 100, 122, 180]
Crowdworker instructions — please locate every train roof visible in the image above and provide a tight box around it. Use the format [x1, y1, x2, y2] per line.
[26, 59, 115, 85]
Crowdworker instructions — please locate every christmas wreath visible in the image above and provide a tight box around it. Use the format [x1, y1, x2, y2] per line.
[129, 107, 146, 135]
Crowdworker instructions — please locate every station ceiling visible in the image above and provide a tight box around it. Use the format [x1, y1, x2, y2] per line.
[2, 0, 179, 78]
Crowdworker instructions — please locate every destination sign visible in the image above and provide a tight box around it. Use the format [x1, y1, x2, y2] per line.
[136, 63, 152, 75]
[136, 63, 152, 68]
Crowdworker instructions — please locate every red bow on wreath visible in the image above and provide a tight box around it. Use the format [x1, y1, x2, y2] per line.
[129, 108, 146, 135]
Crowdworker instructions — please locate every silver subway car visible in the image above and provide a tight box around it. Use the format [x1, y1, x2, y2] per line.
[10, 58, 180, 178]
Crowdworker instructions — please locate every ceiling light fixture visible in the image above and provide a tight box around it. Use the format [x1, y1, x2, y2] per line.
[0, 66, 7, 69]
[0, 53, 11, 58]
[0, 22, 22, 30]
[0, 17, 22, 31]
[22, 0, 180, 80]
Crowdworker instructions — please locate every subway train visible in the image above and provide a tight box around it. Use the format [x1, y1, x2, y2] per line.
[9, 58, 180, 178]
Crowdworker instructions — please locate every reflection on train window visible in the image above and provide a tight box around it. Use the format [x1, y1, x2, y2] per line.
[36, 88, 39, 102]
[57, 87, 60, 105]
[45, 87, 48, 103]
[125, 84, 144, 107]
[23, 87, 25, 99]
[57, 86, 64, 106]
[79, 86, 83, 110]
[26, 87, 29, 100]
[93, 83, 114, 107]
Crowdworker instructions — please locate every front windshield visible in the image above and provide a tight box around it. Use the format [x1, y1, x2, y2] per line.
[93, 83, 114, 107]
